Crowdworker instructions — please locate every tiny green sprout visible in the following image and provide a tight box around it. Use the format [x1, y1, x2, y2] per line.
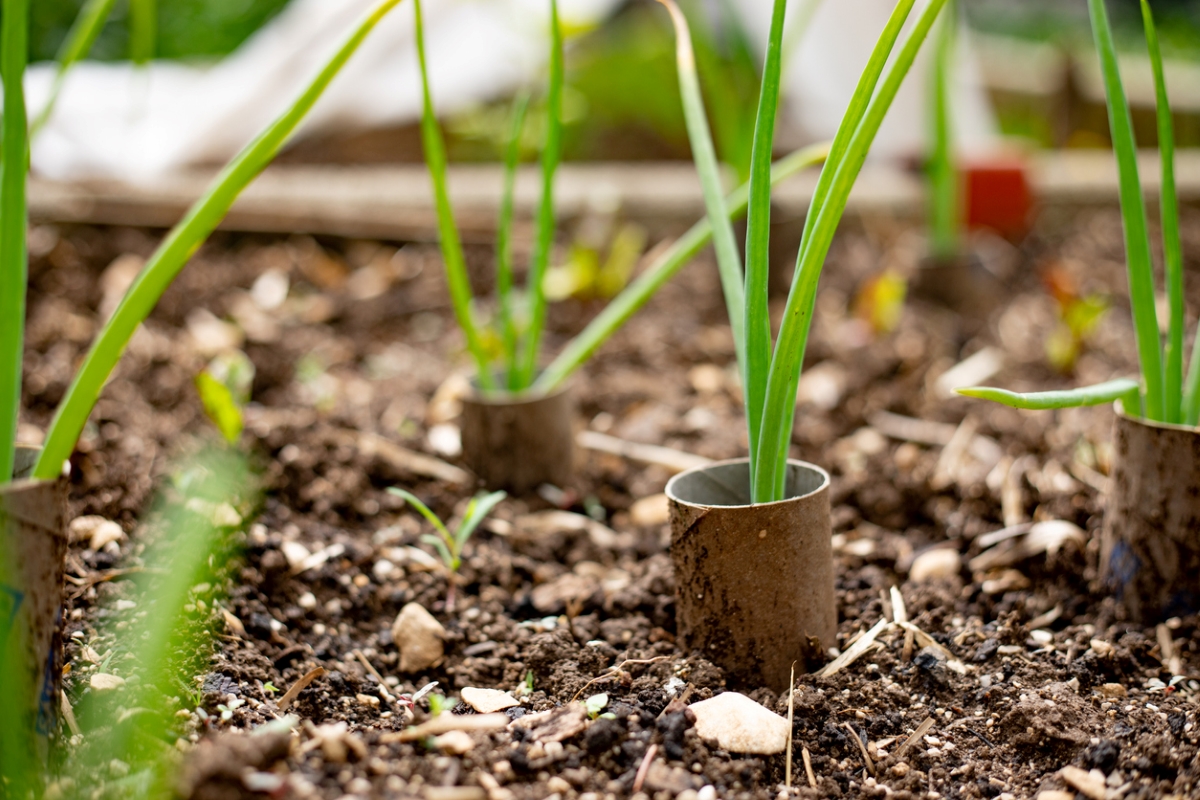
[387, 488, 505, 574]
[262, 682, 278, 695]
[584, 692, 609, 719]
[426, 693, 455, 717]
[195, 350, 254, 444]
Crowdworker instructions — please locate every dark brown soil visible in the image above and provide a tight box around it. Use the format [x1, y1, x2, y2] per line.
[21, 205, 1200, 800]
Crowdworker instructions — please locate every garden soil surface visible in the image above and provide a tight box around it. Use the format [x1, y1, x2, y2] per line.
[20, 204, 1200, 800]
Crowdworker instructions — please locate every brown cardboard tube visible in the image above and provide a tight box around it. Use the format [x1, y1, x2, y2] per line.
[666, 458, 836, 692]
[1101, 410, 1200, 622]
[1, 446, 68, 756]
[459, 383, 573, 494]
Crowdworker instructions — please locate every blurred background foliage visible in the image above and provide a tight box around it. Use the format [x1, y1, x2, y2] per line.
[28, 0, 289, 63]
[18, 0, 1200, 67]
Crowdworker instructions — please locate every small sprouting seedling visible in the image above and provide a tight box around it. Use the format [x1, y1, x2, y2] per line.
[959, 0, 1189, 424]
[195, 350, 255, 444]
[513, 669, 536, 698]
[426, 693, 455, 717]
[584, 692, 609, 719]
[262, 682, 279, 696]
[388, 488, 505, 575]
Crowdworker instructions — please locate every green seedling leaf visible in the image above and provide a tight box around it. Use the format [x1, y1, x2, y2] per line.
[656, 0, 748, 396]
[956, 378, 1141, 412]
[0, 0, 29, 485]
[741, 0, 788, 489]
[1141, 0, 1186, 424]
[928, 0, 960, 260]
[515, 0, 565, 389]
[413, 0, 496, 391]
[585, 692, 609, 719]
[129, 0, 156, 65]
[33, 0, 408, 481]
[388, 488, 453, 544]
[1087, 0, 1163, 421]
[195, 371, 244, 444]
[456, 490, 506, 552]
[420, 533, 456, 572]
[30, 0, 118, 137]
[497, 90, 531, 386]
[757, 0, 941, 502]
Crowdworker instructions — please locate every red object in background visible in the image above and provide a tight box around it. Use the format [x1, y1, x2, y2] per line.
[964, 157, 1034, 240]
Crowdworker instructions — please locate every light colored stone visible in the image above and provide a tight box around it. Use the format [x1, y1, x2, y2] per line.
[69, 516, 125, 550]
[280, 541, 311, 570]
[1037, 793, 1075, 800]
[545, 777, 572, 794]
[688, 692, 789, 755]
[1058, 766, 1106, 800]
[909, 548, 961, 583]
[90, 673, 125, 691]
[1098, 683, 1127, 699]
[433, 730, 476, 755]
[461, 687, 519, 714]
[629, 494, 670, 527]
[392, 602, 445, 673]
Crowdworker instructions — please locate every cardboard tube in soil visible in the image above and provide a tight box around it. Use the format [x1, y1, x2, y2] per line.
[1102, 411, 1200, 621]
[0, 447, 68, 757]
[460, 383, 573, 494]
[666, 458, 835, 692]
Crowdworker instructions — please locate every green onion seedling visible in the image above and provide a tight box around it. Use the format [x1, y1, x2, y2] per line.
[387, 487, 505, 605]
[661, 0, 948, 502]
[413, 0, 563, 394]
[9, 0, 410, 485]
[959, 0, 1188, 425]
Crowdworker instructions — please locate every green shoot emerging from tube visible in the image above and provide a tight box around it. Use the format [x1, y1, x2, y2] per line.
[662, 0, 949, 502]
[959, 0, 1189, 425]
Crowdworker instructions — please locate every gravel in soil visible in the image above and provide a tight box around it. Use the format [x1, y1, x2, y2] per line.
[21, 208, 1200, 800]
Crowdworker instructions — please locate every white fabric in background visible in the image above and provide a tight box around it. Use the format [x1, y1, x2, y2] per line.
[735, 0, 998, 159]
[26, 0, 996, 181]
[28, 0, 619, 181]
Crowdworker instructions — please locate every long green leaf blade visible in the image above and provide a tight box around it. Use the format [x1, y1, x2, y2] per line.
[129, 0, 155, 65]
[534, 143, 829, 394]
[1141, 0, 1184, 424]
[0, 0, 29, 484]
[497, 92, 530, 390]
[1088, 0, 1163, 421]
[413, 0, 495, 391]
[656, 0, 749, 396]
[388, 487, 453, 542]
[748, 0, 917, 501]
[956, 378, 1140, 412]
[742, 0, 787, 488]
[456, 490, 506, 550]
[34, 0, 408, 480]
[757, 0, 945, 502]
[30, 0, 118, 137]
[928, 0, 959, 260]
[515, 0, 564, 389]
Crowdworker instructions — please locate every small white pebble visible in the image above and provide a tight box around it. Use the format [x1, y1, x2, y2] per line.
[298, 592, 317, 610]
